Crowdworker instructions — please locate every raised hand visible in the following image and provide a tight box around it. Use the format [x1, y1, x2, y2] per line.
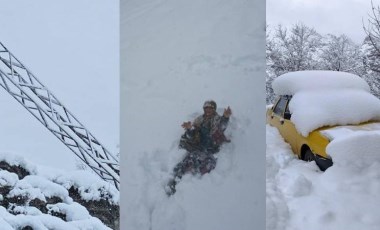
[223, 106, 232, 118]
[181, 121, 192, 130]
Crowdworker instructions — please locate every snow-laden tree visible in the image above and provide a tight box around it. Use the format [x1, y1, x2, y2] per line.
[268, 23, 323, 76]
[363, 0, 380, 73]
[320, 34, 365, 75]
[266, 19, 380, 103]
[266, 25, 277, 104]
[266, 24, 323, 103]
[361, 0, 380, 98]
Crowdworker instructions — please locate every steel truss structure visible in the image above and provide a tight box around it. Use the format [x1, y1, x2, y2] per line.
[0, 42, 119, 190]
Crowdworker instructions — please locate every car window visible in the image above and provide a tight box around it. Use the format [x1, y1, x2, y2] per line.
[273, 97, 288, 116]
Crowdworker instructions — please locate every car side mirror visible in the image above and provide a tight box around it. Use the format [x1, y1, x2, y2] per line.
[284, 111, 291, 120]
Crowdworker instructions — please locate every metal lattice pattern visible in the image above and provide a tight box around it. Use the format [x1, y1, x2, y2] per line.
[0, 42, 119, 190]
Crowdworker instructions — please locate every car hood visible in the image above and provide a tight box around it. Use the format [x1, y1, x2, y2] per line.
[319, 122, 380, 141]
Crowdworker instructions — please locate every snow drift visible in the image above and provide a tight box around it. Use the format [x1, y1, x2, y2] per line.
[0, 153, 118, 230]
[267, 125, 380, 230]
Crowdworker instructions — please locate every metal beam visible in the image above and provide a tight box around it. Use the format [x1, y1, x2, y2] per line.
[0, 42, 119, 190]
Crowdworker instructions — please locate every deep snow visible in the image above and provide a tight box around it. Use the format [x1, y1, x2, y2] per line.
[121, 0, 265, 229]
[272, 71, 380, 135]
[272, 71, 370, 95]
[0, 153, 116, 230]
[290, 89, 380, 136]
[266, 125, 380, 230]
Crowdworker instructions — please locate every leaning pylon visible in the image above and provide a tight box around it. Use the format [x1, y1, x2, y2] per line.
[0, 42, 119, 190]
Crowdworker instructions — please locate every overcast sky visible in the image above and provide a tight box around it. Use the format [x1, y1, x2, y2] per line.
[267, 0, 380, 43]
[0, 1, 119, 170]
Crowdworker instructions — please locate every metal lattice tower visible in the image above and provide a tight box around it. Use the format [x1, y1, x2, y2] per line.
[0, 42, 119, 190]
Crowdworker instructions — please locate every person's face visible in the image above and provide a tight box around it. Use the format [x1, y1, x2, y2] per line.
[203, 106, 214, 117]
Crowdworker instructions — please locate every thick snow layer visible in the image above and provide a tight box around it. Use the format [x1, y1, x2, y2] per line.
[326, 132, 380, 169]
[0, 153, 37, 174]
[272, 71, 370, 95]
[0, 171, 18, 187]
[267, 125, 380, 230]
[9, 175, 71, 203]
[321, 122, 380, 140]
[289, 89, 380, 136]
[10, 206, 43, 216]
[47, 203, 89, 221]
[121, 0, 265, 229]
[0, 152, 113, 229]
[54, 171, 119, 204]
[2, 212, 78, 230]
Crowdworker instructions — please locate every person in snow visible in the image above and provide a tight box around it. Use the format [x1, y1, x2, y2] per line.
[166, 100, 232, 195]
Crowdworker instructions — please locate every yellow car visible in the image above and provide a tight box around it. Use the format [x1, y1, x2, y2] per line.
[267, 95, 332, 170]
[267, 71, 380, 171]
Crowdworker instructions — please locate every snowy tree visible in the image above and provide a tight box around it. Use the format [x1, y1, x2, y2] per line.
[266, 20, 380, 103]
[266, 25, 277, 104]
[269, 23, 323, 75]
[320, 34, 365, 76]
[362, 0, 380, 98]
[266, 24, 323, 103]
[363, 0, 380, 73]
[266, 70, 276, 104]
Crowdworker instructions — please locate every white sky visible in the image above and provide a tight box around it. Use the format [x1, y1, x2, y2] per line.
[267, 0, 380, 43]
[0, 1, 119, 170]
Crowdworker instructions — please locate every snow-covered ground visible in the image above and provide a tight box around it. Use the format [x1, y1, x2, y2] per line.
[266, 125, 380, 230]
[120, 0, 265, 229]
[0, 152, 118, 230]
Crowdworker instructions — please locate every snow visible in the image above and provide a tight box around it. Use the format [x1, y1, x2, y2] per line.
[54, 171, 119, 204]
[10, 205, 43, 216]
[326, 132, 380, 169]
[272, 71, 370, 95]
[266, 125, 380, 230]
[47, 203, 89, 221]
[321, 122, 380, 140]
[9, 175, 71, 203]
[289, 89, 380, 135]
[0, 153, 37, 175]
[0, 152, 113, 229]
[270, 70, 380, 136]
[121, 0, 265, 229]
[0, 171, 18, 187]
[4, 214, 80, 230]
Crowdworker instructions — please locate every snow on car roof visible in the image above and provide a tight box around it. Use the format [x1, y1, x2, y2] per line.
[289, 89, 380, 136]
[272, 71, 370, 95]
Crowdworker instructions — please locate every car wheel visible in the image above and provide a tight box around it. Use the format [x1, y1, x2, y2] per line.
[303, 149, 315, 162]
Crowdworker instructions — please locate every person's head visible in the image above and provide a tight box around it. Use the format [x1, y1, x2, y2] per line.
[203, 100, 217, 117]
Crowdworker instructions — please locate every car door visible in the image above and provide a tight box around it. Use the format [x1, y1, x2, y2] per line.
[268, 96, 300, 154]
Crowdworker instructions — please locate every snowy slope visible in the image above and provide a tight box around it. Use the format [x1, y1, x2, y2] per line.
[0, 152, 118, 230]
[120, 0, 265, 229]
[266, 125, 380, 230]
